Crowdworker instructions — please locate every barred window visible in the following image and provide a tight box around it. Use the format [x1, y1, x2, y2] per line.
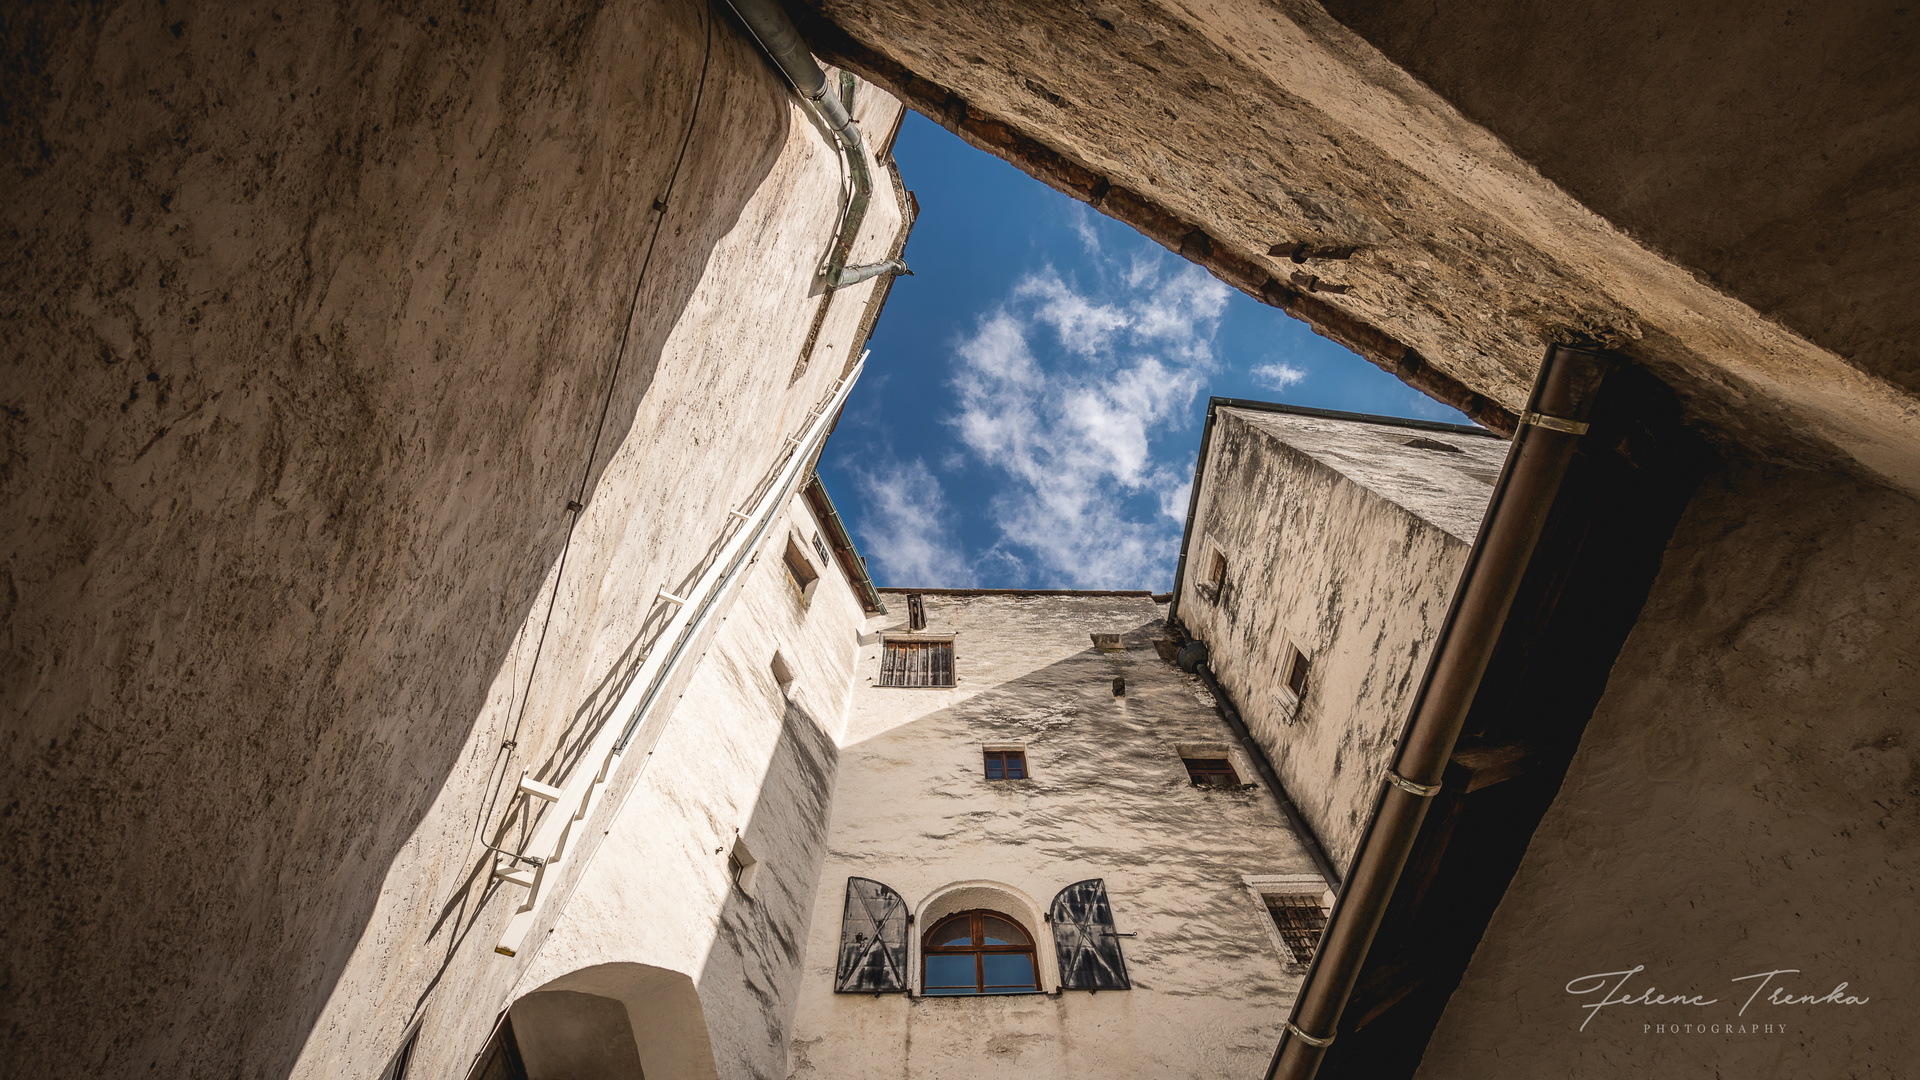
[1265, 893, 1328, 964]
[879, 637, 954, 687]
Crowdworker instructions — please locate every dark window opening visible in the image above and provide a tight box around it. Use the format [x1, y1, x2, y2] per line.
[1403, 436, 1463, 453]
[880, 638, 954, 687]
[1266, 893, 1328, 964]
[1285, 649, 1311, 698]
[983, 749, 1027, 780]
[1207, 550, 1228, 589]
[1184, 757, 1239, 786]
[921, 910, 1040, 996]
[906, 592, 927, 631]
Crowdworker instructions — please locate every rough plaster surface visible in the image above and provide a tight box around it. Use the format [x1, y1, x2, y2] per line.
[788, 593, 1321, 1079]
[1177, 409, 1497, 873]
[509, 493, 868, 1080]
[800, 0, 1920, 491]
[0, 2, 905, 1075]
[1418, 465, 1920, 1077]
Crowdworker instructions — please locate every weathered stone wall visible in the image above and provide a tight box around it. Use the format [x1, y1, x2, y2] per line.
[1417, 464, 1920, 1076]
[0, 3, 905, 1077]
[502, 490, 870, 1080]
[1176, 408, 1502, 874]
[796, 0, 1920, 491]
[788, 593, 1322, 1079]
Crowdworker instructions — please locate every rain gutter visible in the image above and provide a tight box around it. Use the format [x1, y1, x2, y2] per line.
[1176, 637, 1340, 889]
[802, 471, 887, 614]
[724, 0, 909, 288]
[1266, 345, 1611, 1079]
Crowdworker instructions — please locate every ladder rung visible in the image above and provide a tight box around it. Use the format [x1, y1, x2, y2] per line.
[517, 773, 562, 802]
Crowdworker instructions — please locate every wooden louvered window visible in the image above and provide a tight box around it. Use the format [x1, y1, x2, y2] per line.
[1266, 894, 1328, 964]
[879, 637, 954, 687]
[921, 910, 1040, 996]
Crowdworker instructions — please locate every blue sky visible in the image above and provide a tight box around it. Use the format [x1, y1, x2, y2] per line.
[816, 112, 1467, 590]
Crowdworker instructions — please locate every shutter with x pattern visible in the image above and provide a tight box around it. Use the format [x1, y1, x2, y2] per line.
[833, 877, 909, 993]
[1050, 878, 1130, 990]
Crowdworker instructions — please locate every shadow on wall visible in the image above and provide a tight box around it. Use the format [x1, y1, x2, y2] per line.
[0, 1, 797, 1076]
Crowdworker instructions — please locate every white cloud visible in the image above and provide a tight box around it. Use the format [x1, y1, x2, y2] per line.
[946, 260, 1225, 587]
[1069, 206, 1102, 254]
[851, 459, 972, 587]
[1252, 361, 1308, 391]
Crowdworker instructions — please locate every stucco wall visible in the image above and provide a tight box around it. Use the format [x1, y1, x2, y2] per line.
[788, 593, 1323, 1079]
[1416, 464, 1920, 1077]
[506, 491, 870, 1080]
[1177, 408, 1502, 873]
[0, 3, 906, 1076]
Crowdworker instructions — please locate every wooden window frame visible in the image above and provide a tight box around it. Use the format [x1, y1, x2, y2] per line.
[920, 909, 1041, 996]
[982, 748, 1028, 780]
[878, 635, 955, 688]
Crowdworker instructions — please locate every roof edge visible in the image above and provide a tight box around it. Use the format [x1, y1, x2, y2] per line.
[1208, 396, 1505, 438]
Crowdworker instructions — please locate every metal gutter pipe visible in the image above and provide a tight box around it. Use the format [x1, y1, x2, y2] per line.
[724, 0, 909, 288]
[1177, 638, 1340, 889]
[803, 471, 887, 614]
[1267, 344, 1611, 1079]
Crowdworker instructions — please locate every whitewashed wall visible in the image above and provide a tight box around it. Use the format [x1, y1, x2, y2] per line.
[788, 592, 1322, 1079]
[1176, 408, 1504, 874]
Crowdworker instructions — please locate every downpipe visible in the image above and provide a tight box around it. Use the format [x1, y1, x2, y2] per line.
[724, 0, 910, 289]
[1266, 344, 1612, 1078]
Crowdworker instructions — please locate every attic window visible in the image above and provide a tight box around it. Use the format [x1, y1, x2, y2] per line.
[1183, 757, 1239, 787]
[1207, 550, 1228, 589]
[906, 592, 927, 631]
[1404, 436, 1463, 453]
[812, 531, 832, 567]
[879, 637, 954, 687]
[1265, 893, 1328, 964]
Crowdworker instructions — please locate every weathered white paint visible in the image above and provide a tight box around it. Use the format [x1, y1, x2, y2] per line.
[788, 592, 1323, 1079]
[508, 486, 873, 1080]
[1177, 407, 1504, 874]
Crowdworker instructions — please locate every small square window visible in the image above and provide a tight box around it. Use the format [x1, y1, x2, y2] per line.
[1265, 893, 1328, 963]
[1284, 647, 1311, 699]
[784, 536, 819, 604]
[880, 637, 954, 687]
[812, 532, 832, 567]
[1183, 757, 1239, 786]
[984, 749, 1028, 780]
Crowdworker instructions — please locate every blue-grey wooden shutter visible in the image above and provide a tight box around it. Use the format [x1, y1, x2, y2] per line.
[833, 877, 909, 993]
[1051, 879, 1130, 990]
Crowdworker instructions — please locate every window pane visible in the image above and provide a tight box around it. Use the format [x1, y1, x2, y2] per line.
[930, 919, 974, 948]
[980, 916, 1028, 945]
[1005, 755, 1025, 779]
[924, 954, 977, 991]
[985, 756, 1003, 779]
[982, 953, 1036, 990]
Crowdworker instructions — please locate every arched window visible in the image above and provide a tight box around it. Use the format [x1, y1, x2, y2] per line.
[921, 910, 1041, 995]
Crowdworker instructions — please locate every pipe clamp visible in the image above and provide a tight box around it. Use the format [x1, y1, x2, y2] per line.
[1519, 409, 1590, 435]
[1387, 770, 1443, 797]
[1285, 1021, 1336, 1048]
